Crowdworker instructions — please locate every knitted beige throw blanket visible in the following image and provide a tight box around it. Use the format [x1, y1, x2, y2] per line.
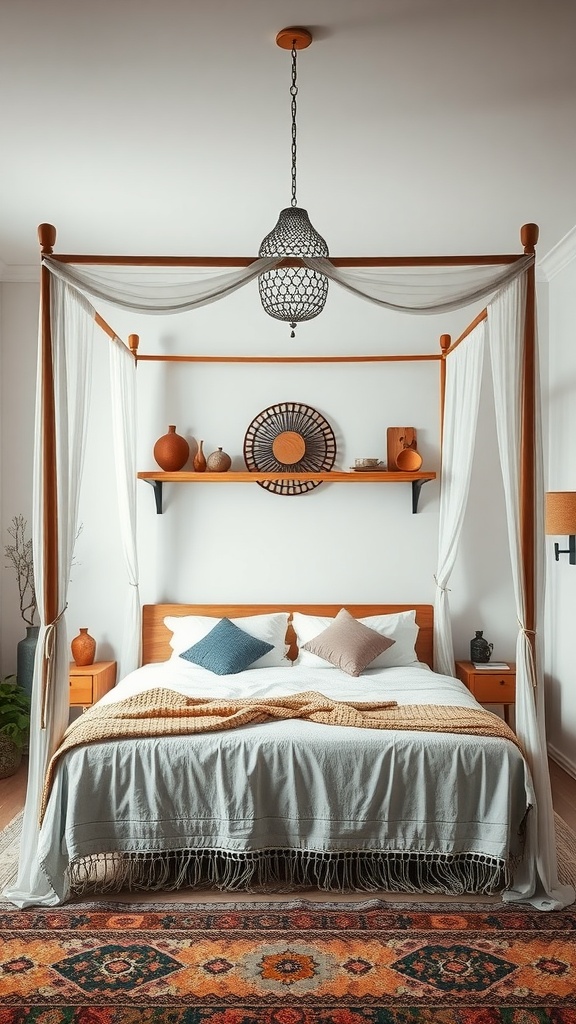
[40, 688, 521, 824]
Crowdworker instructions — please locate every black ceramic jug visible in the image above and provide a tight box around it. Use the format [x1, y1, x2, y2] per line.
[470, 630, 493, 663]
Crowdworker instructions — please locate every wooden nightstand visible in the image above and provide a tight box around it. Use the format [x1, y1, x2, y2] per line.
[454, 661, 515, 725]
[69, 661, 117, 709]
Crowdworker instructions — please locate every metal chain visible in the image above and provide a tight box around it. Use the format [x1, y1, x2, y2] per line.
[290, 45, 298, 207]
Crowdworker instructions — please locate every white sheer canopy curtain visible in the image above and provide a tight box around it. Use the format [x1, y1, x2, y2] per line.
[109, 337, 140, 678]
[488, 277, 574, 911]
[434, 321, 486, 675]
[4, 279, 95, 907]
[42, 255, 534, 317]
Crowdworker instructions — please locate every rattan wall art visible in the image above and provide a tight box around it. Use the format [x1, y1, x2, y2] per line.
[243, 401, 337, 495]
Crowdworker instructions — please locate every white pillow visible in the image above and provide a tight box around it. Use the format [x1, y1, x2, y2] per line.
[164, 612, 290, 669]
[292, 613, 339, 669]
[293, 609, 419, 669]
[359, 610, 419, 668]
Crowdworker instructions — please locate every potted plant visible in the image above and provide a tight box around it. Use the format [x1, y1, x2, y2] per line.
[4, 514, 38, 699]
[0, 674, 31, 778]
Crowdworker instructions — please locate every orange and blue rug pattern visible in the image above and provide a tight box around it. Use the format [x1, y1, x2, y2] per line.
[0, 900, 575, 1023]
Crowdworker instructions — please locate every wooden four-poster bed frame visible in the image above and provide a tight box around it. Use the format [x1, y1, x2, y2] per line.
[19, 219, 549, 904]
[36, 219, 539, 670]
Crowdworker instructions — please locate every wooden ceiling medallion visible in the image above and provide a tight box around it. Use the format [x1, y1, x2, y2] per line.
[243, 402, 337, 495]
[275, 27, 313, 50]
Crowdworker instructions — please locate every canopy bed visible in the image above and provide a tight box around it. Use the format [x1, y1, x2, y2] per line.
[3, 222, 573, 911]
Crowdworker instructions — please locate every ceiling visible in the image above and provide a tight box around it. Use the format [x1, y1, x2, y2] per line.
[1, 0, 576, 272]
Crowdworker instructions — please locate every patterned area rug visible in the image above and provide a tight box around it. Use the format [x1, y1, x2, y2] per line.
[0, 811, 23, 891]
[0, 898, 575, 1021]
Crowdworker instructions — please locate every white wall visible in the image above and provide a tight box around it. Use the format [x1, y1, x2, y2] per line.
[0, 274, 520, 686]
[543, 246, 576, 777]
[0, 281, 39, 671]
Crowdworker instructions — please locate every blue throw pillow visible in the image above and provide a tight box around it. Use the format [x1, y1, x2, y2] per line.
[179, 617, 274, 675]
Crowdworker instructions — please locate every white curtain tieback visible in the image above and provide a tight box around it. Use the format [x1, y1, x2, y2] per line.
[433, 575, 451, 592]
[41, 605, 68, 730]
[516, 622, 538, 688]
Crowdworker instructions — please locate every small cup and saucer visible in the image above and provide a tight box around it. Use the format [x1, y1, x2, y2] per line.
[351, 457, 384, 471]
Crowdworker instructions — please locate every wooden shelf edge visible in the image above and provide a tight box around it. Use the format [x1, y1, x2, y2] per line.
[138, 470, 436, 514]
[137, 470, 437, 482]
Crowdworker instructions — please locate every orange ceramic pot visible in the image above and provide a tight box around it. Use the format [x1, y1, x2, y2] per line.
[153, 425, 190, 471]
[395, 448, 423, 471]
[71, 627, 96, 667]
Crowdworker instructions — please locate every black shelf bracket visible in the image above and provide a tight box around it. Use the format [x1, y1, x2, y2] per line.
[145, 479, 163, 514]
[412, 478, 430, 514]
[143, 476, 431, 514]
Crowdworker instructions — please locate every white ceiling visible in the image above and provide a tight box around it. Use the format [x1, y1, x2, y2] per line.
[1, 0, 576, 270]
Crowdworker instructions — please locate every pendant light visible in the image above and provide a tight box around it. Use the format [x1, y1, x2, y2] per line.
[258, 27, 329, 338]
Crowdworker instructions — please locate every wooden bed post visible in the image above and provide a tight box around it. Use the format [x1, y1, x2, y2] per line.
[519, 222, 539, 664]
[439, 334, 451, 447]
[128, 334, 140, 359]
[38, 224, 59, 636]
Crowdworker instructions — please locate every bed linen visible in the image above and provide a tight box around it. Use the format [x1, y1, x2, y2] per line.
[38, 661, 535, 904]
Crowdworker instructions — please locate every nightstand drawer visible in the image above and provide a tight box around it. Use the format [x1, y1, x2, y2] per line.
[69, 679, 93, 704]
[468, 674, 515, 704]
[454, 660, 516, 726]
[69, 661, 116, 708]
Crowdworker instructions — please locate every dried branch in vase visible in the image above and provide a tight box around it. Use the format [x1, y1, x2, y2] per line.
[4, 515, 36, 626]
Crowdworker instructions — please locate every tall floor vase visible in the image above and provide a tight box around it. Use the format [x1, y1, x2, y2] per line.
[16, 625, 39, 700]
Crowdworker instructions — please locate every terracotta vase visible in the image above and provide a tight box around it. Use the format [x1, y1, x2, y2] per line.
[206, 447, 232, 472]
[193, 439, 207, 472]
[71, 627, 96, 667]
[153, 425, 189, 472]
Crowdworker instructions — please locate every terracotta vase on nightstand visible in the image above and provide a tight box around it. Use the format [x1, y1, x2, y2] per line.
[71, 628, 96, 667]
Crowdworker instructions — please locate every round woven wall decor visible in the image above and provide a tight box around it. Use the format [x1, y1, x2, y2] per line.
[243, 402, 337, 495]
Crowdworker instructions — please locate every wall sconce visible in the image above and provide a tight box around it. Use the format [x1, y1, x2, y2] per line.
[545, 491, 576, 564]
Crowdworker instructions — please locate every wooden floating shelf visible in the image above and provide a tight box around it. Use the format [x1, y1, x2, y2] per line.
[137, 470, 437, 515]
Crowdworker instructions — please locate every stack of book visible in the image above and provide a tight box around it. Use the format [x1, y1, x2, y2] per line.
[472, 661, 510, 669]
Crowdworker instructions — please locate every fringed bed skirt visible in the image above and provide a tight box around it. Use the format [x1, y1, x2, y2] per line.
[69, 847, 510, 897]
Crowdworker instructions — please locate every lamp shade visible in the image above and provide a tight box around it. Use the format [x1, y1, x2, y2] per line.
[258, 207, 329, 328]
[545, 491, 576, 534]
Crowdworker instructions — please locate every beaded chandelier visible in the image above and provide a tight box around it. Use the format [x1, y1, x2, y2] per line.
[258, 27, 329, 338]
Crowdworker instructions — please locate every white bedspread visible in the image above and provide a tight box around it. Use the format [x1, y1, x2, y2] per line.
[38, 661, 535, 902]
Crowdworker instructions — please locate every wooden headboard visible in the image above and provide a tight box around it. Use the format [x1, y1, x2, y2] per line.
[142, 603, 434, 668]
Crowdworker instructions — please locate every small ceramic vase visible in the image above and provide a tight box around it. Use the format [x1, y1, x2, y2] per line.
[153, 425, 189, 472]
[206, 447, 232, 472]
[193, 439, 207, 472]
[470, 630, 493, 664]
[71, 627, 96, 667]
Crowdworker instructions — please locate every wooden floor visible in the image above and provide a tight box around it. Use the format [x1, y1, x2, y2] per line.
[549, 758, 576, 833]
[1, 755, 576, 832]
[0, 756, 28, 829]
